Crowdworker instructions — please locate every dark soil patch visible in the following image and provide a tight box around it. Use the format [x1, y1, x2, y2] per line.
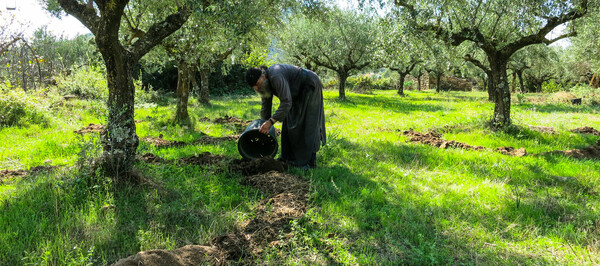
[242, 192, 307, 252]
[529, 126, 557, 134]
[0, 170, 27, 183]
[571, 127, 600, 136]
[114, 245, 221, 265]
[137, 153, 164, 164]
[74, 123, 105, 135]
[229, 157, 288, 176]
[180, 152, 227, 166]
[0, 166, 58, 184]
[115, 159, 308, 265]
[402, 129, 534, 157]
[141, 135, 186, 148]
[243, 171, 309, 197]
[539, 140, 600, 160]
[402, 129, 485, 151]
[193, 135, 239, 145]
[496, 147, 528, 157]
[213, 115, 251, 127]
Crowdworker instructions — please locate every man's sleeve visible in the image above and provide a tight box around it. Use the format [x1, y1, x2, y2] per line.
[261, 96, 273, 121]
[270, 75, 292, 121]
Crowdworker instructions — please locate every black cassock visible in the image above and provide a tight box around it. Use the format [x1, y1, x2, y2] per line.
[260, 64, 326, 167]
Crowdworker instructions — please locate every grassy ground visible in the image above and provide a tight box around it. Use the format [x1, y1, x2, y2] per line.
[1, 89, 599, 265]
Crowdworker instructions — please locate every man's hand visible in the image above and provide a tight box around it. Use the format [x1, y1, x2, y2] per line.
[259, 120, 273, 134]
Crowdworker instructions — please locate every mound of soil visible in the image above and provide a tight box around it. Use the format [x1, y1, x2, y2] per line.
[0, 166, 57, 184]
[193, 135, 239, 145]
[141, 135, 186, 148]
[114, 245, 222, 266]
[402, 129, 485, 151]
[243, 171, 309, 197]
[242, 192, 307, 251]
[529, 126, 557, 135]
[540, 140, 600, 160]
[571, 127, 600, 136]
[138, 153, 164, 164]
[0, 170, 27, 183]
[229, 157, 287, 176]
[496, 147, 528, 157]
[74, 123, 105, 135]
[213, 115, 251, 126]
[180, 152, 226, 166]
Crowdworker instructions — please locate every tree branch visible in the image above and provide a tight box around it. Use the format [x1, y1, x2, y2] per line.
[502, 1, 588, 56]
[129, 6, 191, 62]
[57, 0, 101, 35]
[464, 54, 491, 74]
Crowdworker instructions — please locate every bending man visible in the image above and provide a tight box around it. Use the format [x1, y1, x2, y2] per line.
[245, 64, 326, 169]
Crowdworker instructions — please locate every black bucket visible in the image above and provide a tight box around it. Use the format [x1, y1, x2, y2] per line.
[237, 119, 278, 160]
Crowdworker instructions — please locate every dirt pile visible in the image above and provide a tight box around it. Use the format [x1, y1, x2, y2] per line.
[571, 127, 600, 136]
[0, 166, 57, 184]
[496, 147, 528, 157]
[194, 135, 239, 145]
[114, 158, 307, 265]
[180, 152, 227, 166]
[141, 135, 186, 148]
[539, 140, 600, 160]
[74, 123, 105, 135]
[0, 170, 27, 183]
[402, 129, 485, 151]
[138, 153, 164, 164]
[402, 129, 533, 157]
[229, 157, 287, 176]
[529, 126, 557, 135]
[213, 115, 251, 127]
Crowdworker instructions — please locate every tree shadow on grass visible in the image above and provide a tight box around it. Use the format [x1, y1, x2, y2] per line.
[327, 94, 447, 114]
[308, 137, 567, 264]
[0, 162, 255, 265]
[514, 103, 600, 114]
[314, 135, 600, 264]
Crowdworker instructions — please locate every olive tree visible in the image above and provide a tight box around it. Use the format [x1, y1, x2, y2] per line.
[45, 0, 191, 179]
[572, 5, 600, 83]
[394, 0, 590, 127]
[375, 18, 424, 96]
[278, 8, 376, 100]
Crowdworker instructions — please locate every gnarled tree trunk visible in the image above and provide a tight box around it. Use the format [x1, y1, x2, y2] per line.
[98, 42, 139, 178]
[337, 70, 348, 100]
[175, 61, 192, 123]
[397, 73, 407, 96]
[57, 0, 191, 180]
[198, 67, 211, 105]
[489, 57, 511, 127]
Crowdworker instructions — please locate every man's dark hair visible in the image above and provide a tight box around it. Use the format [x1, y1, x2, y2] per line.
[245, 66, 268, 87]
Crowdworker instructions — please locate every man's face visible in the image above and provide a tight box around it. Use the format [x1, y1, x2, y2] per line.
[252, 75, 264, 93]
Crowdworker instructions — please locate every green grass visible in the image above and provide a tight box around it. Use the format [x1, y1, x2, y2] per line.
[1, 89, 600, 265]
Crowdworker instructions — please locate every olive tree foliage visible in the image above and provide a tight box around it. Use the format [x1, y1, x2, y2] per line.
[508, 44, 559, 93]
[374, 18, 425, 96]
[572, 5, 600, 78]
[163, 0, 281, 122]
[420, 33, 455, 92]
[277, 8, 376, 100]
[42, 0, 192, 180]
[393, 0, 590, 128]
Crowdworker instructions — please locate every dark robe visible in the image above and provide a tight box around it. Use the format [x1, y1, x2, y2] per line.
[260, 64, 326, 167]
